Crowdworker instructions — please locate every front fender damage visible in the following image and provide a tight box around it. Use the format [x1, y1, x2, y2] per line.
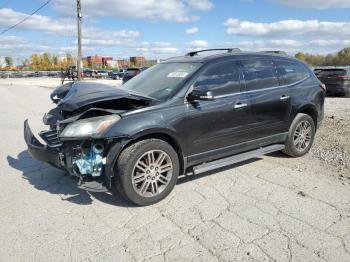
[24, 82, 152, 193]
[24, 119, 130, 193]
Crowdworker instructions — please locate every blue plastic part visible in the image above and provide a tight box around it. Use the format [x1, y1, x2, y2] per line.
[73, 146, 105, 177]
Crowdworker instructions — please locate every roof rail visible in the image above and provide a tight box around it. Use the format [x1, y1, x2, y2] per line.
[261, 51, 288, 55]
[186, 48, 241, 57]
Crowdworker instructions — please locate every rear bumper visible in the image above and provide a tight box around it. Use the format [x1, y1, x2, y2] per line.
[325, 84, 348, 95]
[24, 120, 63, 169]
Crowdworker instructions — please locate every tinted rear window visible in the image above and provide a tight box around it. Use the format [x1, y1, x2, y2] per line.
[242, 59, 279, 91]
[314, 69, 347, 77]
[275, 60, 310, 85]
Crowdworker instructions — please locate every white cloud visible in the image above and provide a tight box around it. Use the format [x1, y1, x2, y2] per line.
[273, 0, 350, 9]
[52, 0, 214, 23]
[0, 8, 140, 48]
[0, 35, 95, 61]
[0, 8, 75, 36]
[309, 39, 350, 47]
[135, 42, 179, 55]
[224, 18, 350, 38]
[186, 27, 199, 35]
[187, 40, 209, 50]
[82, 27, 140, 47]
[230, 39, 303, 52]
[219, 39, 350, 54]
[0, 35, 27, 45]
[187, 0, 214, 11]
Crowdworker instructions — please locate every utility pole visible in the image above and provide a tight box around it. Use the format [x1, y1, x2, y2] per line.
[77, 0, 82, 80]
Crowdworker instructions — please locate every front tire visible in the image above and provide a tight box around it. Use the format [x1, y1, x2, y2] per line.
[283, 113, 316, 157]
[115, 139, 179, 206]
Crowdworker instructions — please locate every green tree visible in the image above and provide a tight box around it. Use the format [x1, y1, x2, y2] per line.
[295, 52, 306, 62]
[31, 54, 42, 70]
[22, 58, 30, 67]
[336, 48, 350, 66]
[52, 55, 58, 67]
[5, 56, 13, 67]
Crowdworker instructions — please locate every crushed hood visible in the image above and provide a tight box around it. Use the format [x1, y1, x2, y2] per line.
[52, 81, 153, 112]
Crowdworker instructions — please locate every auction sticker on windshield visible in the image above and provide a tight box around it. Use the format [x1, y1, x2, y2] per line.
[167, 72, 189, 78]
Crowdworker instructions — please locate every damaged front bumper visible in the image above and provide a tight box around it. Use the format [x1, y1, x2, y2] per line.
[24, 120, 119, 192]
[24, 120, 64, 169]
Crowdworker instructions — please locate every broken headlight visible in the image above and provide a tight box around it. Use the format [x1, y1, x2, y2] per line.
[60, 115, 120, 138]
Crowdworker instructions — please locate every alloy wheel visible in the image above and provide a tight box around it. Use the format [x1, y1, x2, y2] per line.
[293, 120, 312, 151]
[131, 150, 173, 198]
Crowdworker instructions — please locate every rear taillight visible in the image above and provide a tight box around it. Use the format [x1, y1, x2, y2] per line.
[337, 75, 348, 80]
[320, 83, 327, 92]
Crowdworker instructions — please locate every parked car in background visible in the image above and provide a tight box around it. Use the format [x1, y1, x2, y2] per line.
[27, 72, 36, 77]
[97, 70, 109, 78]
[122, 67, 148, 84]
[24, 48, 325, 205]
[83, 69, 97, 78]
[314, 67, 350, 97]
[47, 71, 60, 78]
[110, 71, 120, 80]
[112, 68, 128, 80]
[0, 72, 9, 78]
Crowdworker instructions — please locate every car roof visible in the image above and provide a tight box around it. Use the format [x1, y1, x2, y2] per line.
[161, 50, 301, 65]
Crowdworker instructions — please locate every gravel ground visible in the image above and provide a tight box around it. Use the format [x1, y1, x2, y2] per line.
[311, 98, 350, 175]
[1, 80, 350, 262]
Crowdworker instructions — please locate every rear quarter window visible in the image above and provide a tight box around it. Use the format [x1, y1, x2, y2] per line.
[275, 60, 310, 85]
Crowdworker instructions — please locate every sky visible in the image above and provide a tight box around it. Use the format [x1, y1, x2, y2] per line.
[0, 0, 350, 64]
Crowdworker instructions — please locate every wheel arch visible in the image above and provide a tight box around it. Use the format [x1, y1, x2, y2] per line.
[107, 129, 186, 178]
[127, 131, 186, 176]
[295, 104, 319, 129]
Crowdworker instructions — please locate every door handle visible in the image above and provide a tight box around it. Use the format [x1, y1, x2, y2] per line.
[280, 95, 290, 101]
[234, 102, 248, 109]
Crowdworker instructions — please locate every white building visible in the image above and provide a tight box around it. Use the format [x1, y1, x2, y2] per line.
[0, 57, 6, 68]
[106, 60, 119, 68]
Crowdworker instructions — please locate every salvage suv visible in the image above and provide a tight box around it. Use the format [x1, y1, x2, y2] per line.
[24, 49, 325, 205]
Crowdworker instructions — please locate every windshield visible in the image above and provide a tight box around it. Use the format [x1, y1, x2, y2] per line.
[122, 62, 201, 100]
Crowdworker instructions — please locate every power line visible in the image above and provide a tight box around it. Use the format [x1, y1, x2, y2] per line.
[0, 0, 52, 35]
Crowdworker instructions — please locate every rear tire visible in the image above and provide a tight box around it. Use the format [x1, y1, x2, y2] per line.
[282, 113, 316, 157]
[114, 139, 179, 206]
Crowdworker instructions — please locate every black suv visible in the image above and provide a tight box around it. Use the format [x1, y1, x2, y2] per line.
[24, 49, 325, 205]
[314, 67, 350, 97]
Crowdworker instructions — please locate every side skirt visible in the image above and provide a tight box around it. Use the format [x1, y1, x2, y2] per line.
[187, 132, 288, 166]
[193, 144, 285, 175]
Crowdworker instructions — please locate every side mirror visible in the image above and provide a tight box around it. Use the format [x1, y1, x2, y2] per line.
[188, 88, 215, 101]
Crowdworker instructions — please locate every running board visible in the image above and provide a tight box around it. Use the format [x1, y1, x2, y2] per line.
[193, 144, 285, 175]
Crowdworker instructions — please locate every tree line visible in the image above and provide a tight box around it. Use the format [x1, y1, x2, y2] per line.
[1, 47, 350, 71]
[295, 47, 350, 67]
[0, 53, 77, 71]
[24, 53, 77, 71]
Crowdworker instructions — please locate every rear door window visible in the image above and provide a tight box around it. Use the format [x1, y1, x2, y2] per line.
[241, 59, 279, 91]
[193, 61, 241, 96]
[275, 60, 310, 85]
